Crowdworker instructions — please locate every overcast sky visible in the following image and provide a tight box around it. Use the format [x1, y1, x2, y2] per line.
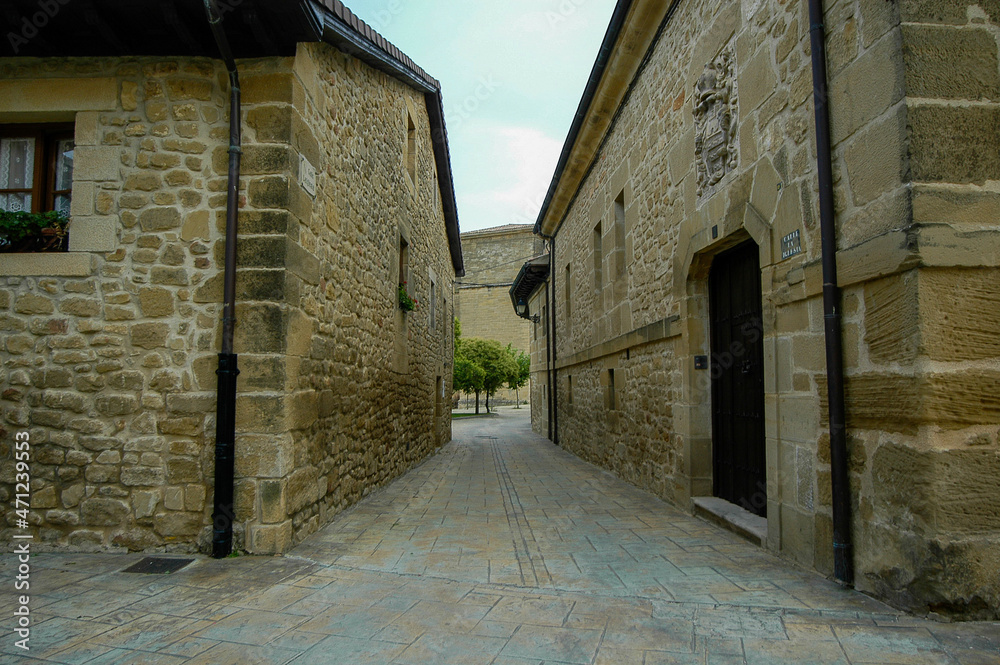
[345, 0, 619, 233]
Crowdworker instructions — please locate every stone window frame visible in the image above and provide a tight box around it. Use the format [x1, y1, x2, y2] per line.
[435, 375, 444, 421]
[429, 268, 437, 330]
[0, 76, 121, 278]
[403, 103, 417, 195]
[0, 121, 96, 277]
[398, 232, 410, 295]
[606, 367, 617, 411]
[592, 220, 603, 309]
[564, 261, 572, 335]
[613, 188, 626, 278]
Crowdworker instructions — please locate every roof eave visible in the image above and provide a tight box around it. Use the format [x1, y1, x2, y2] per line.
[0, 0, 464, 277]
[534, 0, 674, 238]
[313, 2, 463, 276]
[508, 255, 550, 318]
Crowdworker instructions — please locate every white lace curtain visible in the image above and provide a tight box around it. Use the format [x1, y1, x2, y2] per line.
[53, 139, 74, 215]
[0, 137, 35, 213]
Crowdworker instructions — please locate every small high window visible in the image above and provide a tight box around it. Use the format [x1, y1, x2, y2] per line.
[430, 277, 437, 330]
[607, 368, 617, 411]
[564, 263, 572, 332]
[398, 235, 410, 291]
[593, 221, 603, 304]
[614, 190, 626, 277]
[405, 112, 416, 186]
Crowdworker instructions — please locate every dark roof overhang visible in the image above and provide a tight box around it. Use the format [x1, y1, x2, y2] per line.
[508, 254, 550, 319]
[0, 0, 464, 276]
[0, 0, 314, 58]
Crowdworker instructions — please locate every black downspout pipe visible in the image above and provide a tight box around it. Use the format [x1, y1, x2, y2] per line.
[544, 261, 554, 441]
[807, 0, 853, 586]
[549, 236, 558, 446]
[205, 0, 242, 559]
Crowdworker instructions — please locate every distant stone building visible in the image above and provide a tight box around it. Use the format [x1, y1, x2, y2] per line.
[0, 0, 463, 554]
[516, 0, 1000, 619]
[455, 224, 543, 404]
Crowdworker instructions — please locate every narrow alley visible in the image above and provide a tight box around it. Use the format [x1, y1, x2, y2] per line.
[5, 408, 998, 664]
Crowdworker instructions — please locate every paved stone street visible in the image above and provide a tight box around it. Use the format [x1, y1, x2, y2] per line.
[3, 408, 999, 664]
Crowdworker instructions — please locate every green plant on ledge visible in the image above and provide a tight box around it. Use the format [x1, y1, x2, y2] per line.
[0, 210, 70, 253]
[398, 282, 418, 312]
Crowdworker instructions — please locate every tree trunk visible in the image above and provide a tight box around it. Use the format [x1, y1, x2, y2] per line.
[486, 392, 490, 413]
[474, 391, 480, 414]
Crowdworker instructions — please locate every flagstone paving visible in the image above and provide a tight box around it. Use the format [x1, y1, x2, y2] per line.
[3, 408, 999, 663]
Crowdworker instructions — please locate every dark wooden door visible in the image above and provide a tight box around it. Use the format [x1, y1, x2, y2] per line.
[710, 241, 766, 517]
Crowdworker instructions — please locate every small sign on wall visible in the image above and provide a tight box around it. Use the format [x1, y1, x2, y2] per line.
[299, 155, 318, 198]
[780, 230, 802, 260]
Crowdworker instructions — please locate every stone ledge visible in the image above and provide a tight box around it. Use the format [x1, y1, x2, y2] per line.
[0, 252, 94, 277]
[0, 78, 117, 119]
[692, 496, 767, 547]
[555, 314, 681, 370]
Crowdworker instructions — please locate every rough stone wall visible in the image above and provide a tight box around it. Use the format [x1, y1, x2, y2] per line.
[528, 287, 548, 435]
[559, 338, 681, 499]
[226, 44, 457, 553]
[0, 45, 457, 555]
[0, 58, 230, 551]
[545, 0, 1000, 618]
[456, 225, 542, 404]
[843, 1, 1000, 618]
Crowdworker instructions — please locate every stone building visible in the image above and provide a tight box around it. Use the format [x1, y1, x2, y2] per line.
[0, 0, 463, 555]
[517, 0, 1000, 618]
[509, 254, 550, 434]
[455, 224, 543, 405]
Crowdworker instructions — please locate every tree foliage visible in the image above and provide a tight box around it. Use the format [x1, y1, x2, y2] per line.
[453, 353, 484, 396]
[453, 334, 522, 413]
[507, 345, 530, 392]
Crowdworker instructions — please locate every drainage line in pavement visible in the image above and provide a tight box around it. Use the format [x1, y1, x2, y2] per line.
[807, 0, 853, 586]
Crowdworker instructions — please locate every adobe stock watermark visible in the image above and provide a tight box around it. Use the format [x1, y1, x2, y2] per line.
[510, 190, 548, 227]
[545, 0, 591, 29]
[7, 0, 247, 54]
[368, 0, 406, 31]
[693, 317, 764, 395]
[6, 0, 71, 54]
[11, 431, 33, 652]
[738, 480, 769, 516]
[447, 74, 503, 130]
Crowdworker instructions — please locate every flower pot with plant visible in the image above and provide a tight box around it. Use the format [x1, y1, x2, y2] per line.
[398, 282, 419, 312]
[0, 210, 70, 253]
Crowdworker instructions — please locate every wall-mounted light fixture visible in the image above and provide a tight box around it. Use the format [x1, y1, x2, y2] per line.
[516, 298, 540, 323]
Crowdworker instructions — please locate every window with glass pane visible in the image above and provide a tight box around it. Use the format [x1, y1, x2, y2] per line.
[0, 137, 35, 213]
[0, 125, 74, 215]
[51, 139, 74, 215]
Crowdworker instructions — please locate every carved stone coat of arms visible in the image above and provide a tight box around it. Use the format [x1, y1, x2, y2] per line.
[694, 49, 738, 199]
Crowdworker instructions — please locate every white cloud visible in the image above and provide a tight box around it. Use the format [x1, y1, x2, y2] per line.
[453, 123, 562, 231]
[342, 0, 619, 231]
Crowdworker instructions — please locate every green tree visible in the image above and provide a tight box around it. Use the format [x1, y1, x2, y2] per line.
[507, 346, 530, 408]
[453, 352, 485, 412]
[457, 337, 518, 413]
